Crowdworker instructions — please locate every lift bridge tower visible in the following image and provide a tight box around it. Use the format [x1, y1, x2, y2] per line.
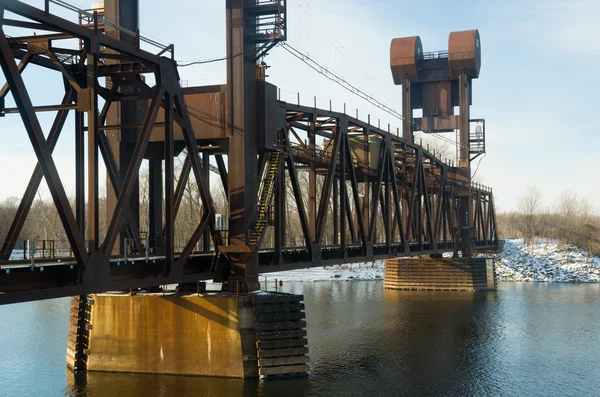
[102, 0, 287, 292]
[390, 30, 485, 257]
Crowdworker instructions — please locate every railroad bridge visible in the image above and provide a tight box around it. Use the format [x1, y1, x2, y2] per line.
[0, 0, 498, 378]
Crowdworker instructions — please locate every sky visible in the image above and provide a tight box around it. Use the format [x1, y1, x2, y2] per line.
[0, 0, 598, 213]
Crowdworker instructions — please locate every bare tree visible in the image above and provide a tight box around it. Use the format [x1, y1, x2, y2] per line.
[517, 186, 542, 244]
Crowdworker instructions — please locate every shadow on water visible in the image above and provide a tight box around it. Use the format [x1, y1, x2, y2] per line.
[2, 282, 600, 396]
[64, 368, 312, 397]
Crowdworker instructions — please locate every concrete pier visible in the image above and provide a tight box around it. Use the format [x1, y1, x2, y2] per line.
[67, 292, 309, 378]
[384, 257, 496, 291]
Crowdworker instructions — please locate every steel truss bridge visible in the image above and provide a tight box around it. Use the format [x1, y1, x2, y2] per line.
[0, 0, 497, 304]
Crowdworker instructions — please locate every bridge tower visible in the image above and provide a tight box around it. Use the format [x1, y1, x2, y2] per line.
[390, 30, 484, 257]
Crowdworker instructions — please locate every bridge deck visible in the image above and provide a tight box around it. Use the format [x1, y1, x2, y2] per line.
[0, 240, 497, 304]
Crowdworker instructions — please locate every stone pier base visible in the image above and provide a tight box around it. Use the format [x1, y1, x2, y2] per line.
[66, 292, 309, 378]
[384, 257, 496, 291]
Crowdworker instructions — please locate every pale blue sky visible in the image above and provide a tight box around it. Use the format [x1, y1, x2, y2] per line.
[0, 0, 598, 212]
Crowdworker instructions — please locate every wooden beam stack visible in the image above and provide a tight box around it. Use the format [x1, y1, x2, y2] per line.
[253, 293, 310, 378]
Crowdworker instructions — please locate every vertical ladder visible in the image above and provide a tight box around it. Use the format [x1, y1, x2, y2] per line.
[250, 151, 282, 246]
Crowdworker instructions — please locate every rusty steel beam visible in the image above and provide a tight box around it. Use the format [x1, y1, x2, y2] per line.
[0, 52, 31, 99]
[315, 131, 341, 243]
[4, 1, 162, 64]
[215, 154, 229, 199]
[0, 31, 89, 265]
[0, 88, 75, 260]
[101, 82, 165, 256]
[164, 92, 175, 276]
[286, 153, 313, 257]
[344, 132, 367, 251]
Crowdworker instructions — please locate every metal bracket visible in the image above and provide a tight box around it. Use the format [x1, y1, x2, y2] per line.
[77, 88, 92, 111]
[26, 40, 49, 54]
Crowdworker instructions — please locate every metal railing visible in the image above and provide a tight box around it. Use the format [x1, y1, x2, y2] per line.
[419, 50, 449, 61]
[288, 142, 369, 169]
[45, 0, 174, 58]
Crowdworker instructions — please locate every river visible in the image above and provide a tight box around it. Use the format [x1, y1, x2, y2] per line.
[1, 282, 600, 396]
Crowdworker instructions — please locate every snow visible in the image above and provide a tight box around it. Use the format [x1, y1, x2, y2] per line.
[9, 250, 23, 260]
[261, 261, 385, 282]
[262, 239, 600, 284]
[491, 239, 600, 283]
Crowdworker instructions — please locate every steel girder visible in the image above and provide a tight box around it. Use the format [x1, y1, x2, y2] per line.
[253, 103, 498, 271]
[0, 1, 220, 304]
[0, 0, 497, 305]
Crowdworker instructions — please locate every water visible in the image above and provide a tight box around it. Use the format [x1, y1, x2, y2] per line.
[1, 282, 600, 396]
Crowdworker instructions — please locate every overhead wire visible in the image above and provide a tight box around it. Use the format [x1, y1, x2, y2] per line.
[280, 42, 470, 156]
[41, 0, 478, 166]
[291, 0, 396, 104]
[177, 52, 244, 67]
[279, 0, 476, 159]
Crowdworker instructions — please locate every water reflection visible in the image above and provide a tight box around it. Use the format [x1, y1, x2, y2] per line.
[2, 282, 600, 396]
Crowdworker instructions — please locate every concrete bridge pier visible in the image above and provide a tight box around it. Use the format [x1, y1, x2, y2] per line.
[384, 257, 496, 291]
[66, 291, 309, 378]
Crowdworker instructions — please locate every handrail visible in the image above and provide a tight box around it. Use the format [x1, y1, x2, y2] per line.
[48, 0, 172, 55]
[418, 50, 449, 60]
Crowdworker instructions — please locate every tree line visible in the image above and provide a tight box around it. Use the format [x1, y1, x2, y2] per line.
[496, 186, 600, 255]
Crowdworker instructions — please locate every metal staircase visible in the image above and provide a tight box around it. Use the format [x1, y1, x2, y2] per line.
[250, 151, 282, 246]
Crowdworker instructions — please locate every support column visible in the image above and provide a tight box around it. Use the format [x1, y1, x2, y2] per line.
[148, 158, 162, 252]
[308, 120, 317, 241]
[86, 51, 99, 253]
[384, 257, 495, 291]
[362, 125, 370, 243]
[68, 292, 310, 378]
[402, 73, 413, 143]
[339, 122, 347, 257]
[202, 153, 211, 252]
[164, 93, 174, 275]
[458, 70, 472, 257]
[75, 109, 85, 233]
[226, 0, 259, 291]
[333, 178, 339, 246]
[274, 165, 286, 263]
[105, 0, 141, 255]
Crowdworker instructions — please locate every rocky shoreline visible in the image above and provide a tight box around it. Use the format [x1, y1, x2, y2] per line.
[494, 239, 600, 283]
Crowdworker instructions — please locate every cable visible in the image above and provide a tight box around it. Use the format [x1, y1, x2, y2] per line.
[292, 0, 395, 104]
[177, 52, 244, 67]
[471, 154, 487, 180]
[280, 42, 471, 155]
[280, 42, 404, 121]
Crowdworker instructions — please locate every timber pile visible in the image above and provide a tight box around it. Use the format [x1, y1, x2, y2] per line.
[384, 258, 494, 291]
[66, 295, 92, 371]
[253, 293, 310, 378]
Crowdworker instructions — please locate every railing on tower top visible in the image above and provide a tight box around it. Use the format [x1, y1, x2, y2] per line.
[418, 50, 449, 61]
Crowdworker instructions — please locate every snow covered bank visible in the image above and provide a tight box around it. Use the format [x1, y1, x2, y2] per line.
[262, 239, 600, 284]
[494, 239, 600, 283]
[261, 261, 385, 282]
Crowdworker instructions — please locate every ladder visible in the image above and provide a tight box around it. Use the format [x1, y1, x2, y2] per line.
[250, 151, 282, 246]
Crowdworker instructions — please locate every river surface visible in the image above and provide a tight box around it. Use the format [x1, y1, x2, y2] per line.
[1, 282, 600, 396]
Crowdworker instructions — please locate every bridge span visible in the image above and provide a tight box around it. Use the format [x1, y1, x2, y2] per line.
[0, 0, 498, 379]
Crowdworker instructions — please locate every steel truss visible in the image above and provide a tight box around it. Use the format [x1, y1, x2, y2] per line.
[0, 0, 221, 303]
[254, 104, 497, 272]
[0, 1, 497, 305]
